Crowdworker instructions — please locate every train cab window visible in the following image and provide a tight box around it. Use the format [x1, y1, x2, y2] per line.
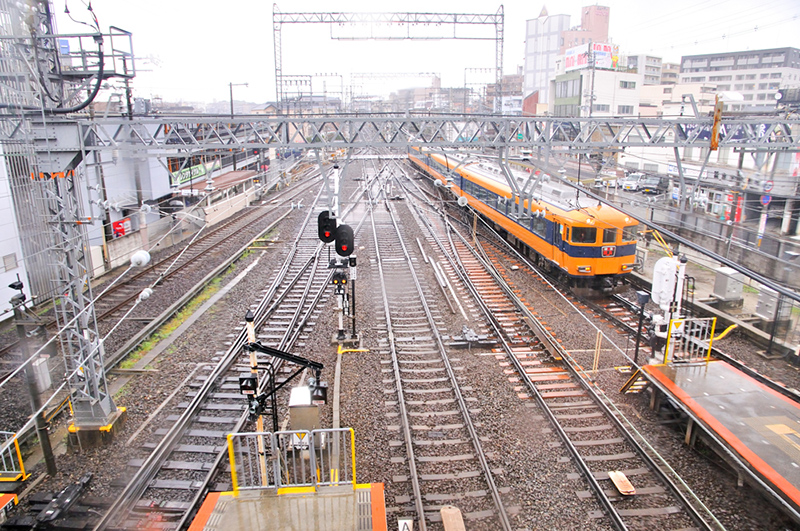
[603, 228, 617, 244]
[622, 224, 639, 242]
[571, 227, 596, 244]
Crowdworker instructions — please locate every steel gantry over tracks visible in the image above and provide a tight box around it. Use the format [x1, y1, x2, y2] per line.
[272, 6, 504, 111]
[31, 115, 800, 158]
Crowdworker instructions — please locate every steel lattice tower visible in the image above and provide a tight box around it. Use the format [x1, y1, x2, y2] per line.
[0, 1, 121, 428]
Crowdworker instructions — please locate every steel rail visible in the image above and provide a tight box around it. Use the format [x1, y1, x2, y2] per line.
[94, 182, 331, 530]
[445, 211, 721, 530]
[474, 214, 800, 526]
[98, 153, 384, 530]
[375, 182, 513, 529]
[395, 166, 718, 529]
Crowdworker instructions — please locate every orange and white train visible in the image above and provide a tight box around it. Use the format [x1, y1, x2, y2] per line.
[409, 148, 639, 292]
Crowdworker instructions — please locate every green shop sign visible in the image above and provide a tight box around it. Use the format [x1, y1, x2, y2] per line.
[171, 160, 221, 186]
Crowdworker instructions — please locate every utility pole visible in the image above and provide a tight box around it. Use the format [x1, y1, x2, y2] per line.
[587, 41, 596, 118]
[229, 82, 248, 171]
[9, 281, 56, 476]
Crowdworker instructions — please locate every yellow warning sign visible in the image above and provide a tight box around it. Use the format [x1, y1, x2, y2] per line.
[297, 433, 306, 440]
[670, 320, 685, 335]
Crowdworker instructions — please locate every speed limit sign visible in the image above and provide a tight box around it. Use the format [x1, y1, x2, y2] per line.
[764, 180, 774, 193]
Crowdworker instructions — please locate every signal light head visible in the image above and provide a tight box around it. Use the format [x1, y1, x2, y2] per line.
[335, 224, 354, 257]
[318, 211, 337, 243]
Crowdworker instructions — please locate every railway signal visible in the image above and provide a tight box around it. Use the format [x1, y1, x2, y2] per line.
[318, 210, 336, 243]
[335, 224, 354, 256]
[331, 270, 348, 286]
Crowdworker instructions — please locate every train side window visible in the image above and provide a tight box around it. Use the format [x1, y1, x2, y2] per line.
[603, 228, 617, 244]
[531, 216, 546, 237]
[622, 224, 639, 242]
[571, 227, 596, 244]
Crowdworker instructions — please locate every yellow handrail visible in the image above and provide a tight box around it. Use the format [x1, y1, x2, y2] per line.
[227, 434, 239, 496]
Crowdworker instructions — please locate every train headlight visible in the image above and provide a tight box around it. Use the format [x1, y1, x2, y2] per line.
[577, 266, 592, 273]
[621, 264, 633, 272]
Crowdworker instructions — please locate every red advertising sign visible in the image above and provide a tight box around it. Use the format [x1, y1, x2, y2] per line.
[112, 217, 131, 238]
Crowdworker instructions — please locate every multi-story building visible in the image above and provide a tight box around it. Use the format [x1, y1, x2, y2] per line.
[522, 7, 570, 112]
[560, 5, 610, 53]
[522, 5, 610, 114]
[625, 54, 663, 85]
[487, 66, 524, 114]
[638, 82, 716, 118]
[550, 42, 641, 118]
[661, 63, 680, 85]
[680, 47, 800, 112]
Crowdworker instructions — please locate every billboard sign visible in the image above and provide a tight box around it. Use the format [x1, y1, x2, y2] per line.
[565, 43, 618, 72]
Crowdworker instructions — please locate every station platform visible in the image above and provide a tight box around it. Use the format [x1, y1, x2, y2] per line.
[188, 483, 387, 531]
[643, 360, 800, 512]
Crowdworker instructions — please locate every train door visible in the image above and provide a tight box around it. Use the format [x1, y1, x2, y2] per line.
[553, 222, 568, 269]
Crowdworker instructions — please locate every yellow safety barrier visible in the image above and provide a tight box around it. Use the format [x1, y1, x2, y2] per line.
[227, 434, 239, 496]
[0, 433, 28, 482]
[227, 428, 357, 495]
[662, 317, 717, 364]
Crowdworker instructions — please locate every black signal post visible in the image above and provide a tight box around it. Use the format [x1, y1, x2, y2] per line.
[349, 255, 357, 340]
[633, 290, 650, 365]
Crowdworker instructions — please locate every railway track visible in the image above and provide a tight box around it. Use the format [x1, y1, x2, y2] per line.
[90, 159, 381, 530]
[369, 180, 512, 530]
[396, 167, 721, 530]
[0, 173, 325, 456]
[95, 187, 335, 530]
[0, 167, 322, 361]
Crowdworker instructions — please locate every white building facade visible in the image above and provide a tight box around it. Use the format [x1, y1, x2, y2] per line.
[625, 54, 663, 85]
[523, 10, 570, 107]
[680, 47, 800, 112]
[638, 82, 717, 118]
[0, 146, 29, 320]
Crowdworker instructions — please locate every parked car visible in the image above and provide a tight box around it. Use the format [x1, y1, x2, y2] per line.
[593, 177, 617, 189]
[620, 173, 645, 191]
[639, 175, 670, 194]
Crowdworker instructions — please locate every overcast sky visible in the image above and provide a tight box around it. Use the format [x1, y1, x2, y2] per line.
[55, 0, 800, 106]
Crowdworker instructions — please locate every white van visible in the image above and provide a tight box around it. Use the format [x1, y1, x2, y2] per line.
[621, 173, 645, 191]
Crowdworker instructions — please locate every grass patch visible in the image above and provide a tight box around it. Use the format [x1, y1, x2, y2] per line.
[114, 382, 131, 399]
[119, 277, 224, 369]
[742, 285, 759, 294]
